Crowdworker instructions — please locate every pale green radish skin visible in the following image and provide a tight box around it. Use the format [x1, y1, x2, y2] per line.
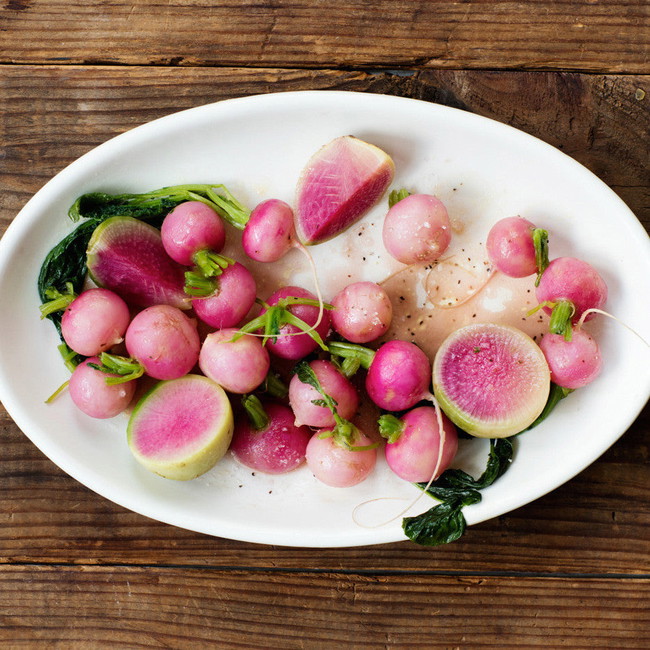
[433, 323, 550, 438]
[127, 375, 234, 480]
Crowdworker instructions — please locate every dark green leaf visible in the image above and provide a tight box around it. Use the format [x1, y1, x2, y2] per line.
[402, 499, 468, 546]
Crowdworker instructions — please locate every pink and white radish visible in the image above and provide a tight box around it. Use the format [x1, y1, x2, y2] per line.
[382, 192, 451, 265]
[230, 396, 311, 474]
[127, 374, 234, 480]
[306, 427, 378, 487]
[295, 135, 394, 245]
[239, 286, 332, 360]
[330, 281, 393, 344]
[379, 406, 458, 483]
[538, 329, 603, 389]
[289, 359, 359, 428]
[486, 215, 549, 282]
[191, 261, 257, 329]
[199, 328, 270, 394]
[68, 356, 137, 419]
[242, 199, 296, 263]
[60, 288, 131, 357]
[535, 256, 608, 339]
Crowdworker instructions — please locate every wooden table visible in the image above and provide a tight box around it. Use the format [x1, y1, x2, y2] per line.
[1, 2, 648, 647]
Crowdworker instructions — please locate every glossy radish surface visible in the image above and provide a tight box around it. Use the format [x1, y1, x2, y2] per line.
[433, 323, 550, 438]
[127, 374, 234, 481]
[161, 201, 226, 266]
[192, 261, 256, 329]
[382, 193, 451, 265]
[61, 288, 130, 357]
[230, 398, 311, 474]
[125, 304, 200, 380]
[199, 328, 270, 394]
[69, 356, 137, 419]
[539, 329, 603, 389]
[295, 136, 394, 245]
[330, 281, 393, 343]
[288, 359, 359, 428]
[242, 199, 295, 263]
[86, 216, 189, 310]
[486, 216, 538, 278]
[381, 406, 458, 483]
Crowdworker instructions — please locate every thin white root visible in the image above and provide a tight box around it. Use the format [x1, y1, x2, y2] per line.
[295, 241, 325, 333]
[577, 308, 650, 349]
[352, 392, 448, 530]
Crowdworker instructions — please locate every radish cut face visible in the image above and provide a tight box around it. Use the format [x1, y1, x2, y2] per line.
[295, 135, 394, 245]
[433, 323, 550, 438]
[87, 216, 189, 310]
[127, 375, 234, 480]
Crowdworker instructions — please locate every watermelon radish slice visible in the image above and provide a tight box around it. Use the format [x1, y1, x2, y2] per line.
[127, 374, 234, 480]
[295, 135, 394, 245]
[432, 323, 550, 438]
[86, 216, 189, 310]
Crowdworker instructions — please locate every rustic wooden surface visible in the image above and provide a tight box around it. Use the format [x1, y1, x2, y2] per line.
[1, 1, 649, 647]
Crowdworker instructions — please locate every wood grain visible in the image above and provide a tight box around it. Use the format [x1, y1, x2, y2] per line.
[0, 566, 648, 647]
[0, 1, 649, 73]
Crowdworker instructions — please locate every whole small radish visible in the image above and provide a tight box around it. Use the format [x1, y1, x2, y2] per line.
[306, 426, 378, 488]
[230, 395, 312, 474]
[536, 257, 608, 339]
[199, 328, 270, 394]
[103, 304, 200, 381]
[192, 261, 257, 329]
[379, 406, 458, 483]
[289, 360, 359, 428]
[486, 216, 548, 280]
[161, 201, 226, 266]
[242, 199, 297, 263]
[538, 329, 603, 389]
[330, 281, 393, 344]
[382, 192, 451, 265]
[69, 356, 137, 419]
[327, 339, 433, 411]
[244, 286, 331, 360]
[60, 288, 131, 357]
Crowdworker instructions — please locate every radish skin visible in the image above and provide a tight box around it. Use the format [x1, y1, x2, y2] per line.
[127, 375, 234, 480]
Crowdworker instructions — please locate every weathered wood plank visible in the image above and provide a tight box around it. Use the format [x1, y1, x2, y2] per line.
[0, 1, 648, 73]
[0, 566, 648, 648]
[1, 403, 648, 572]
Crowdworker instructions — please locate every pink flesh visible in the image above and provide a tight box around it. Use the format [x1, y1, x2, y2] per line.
[438, 328, 544, 422]
[296, 136, 393, 244]
[88, 219, 188, 309]
[131, 379, 226, 461]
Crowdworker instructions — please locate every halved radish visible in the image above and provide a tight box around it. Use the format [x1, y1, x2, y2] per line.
[87, 216, 189, 310]
[295, 135, 394, 245]
[432, 323, 550, 438]
[127, 375, 234, 480]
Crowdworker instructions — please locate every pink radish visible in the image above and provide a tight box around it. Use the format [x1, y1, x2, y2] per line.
[127, 374, 234, 480]
[242, 199, 296, 263]
[538, 329, 603, 389]
[295, 135, 394, 245]
[161, 201, 226, 265]
[486, 216, 549, 280]
[230, 396, 311, 474]
[191, 261, 257, 329]
[379, 407, 458, 483]
[240, 286, 331, 360]
[382, 193, 452, 265]
[433, 323, 550, 438]
[68, 356, 137, 419]
[330, 281, 393, 344]
[289, 360, 359, 428]
[306, 427, 377, 487]
[86, 216, 189, 310]
[199, 328, 270, 394]
[535, 257, 608, 339]
[60, 288, 131, 357]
